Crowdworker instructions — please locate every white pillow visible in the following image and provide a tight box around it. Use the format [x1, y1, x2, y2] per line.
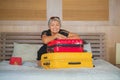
[84, 43, 92, 53]
[12, 42, 42, 62]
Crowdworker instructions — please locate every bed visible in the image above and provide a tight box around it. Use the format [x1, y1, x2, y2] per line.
[0, 32, 120, 80]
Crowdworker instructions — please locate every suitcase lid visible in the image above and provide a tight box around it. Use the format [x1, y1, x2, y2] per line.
[41, 52, 92, 60]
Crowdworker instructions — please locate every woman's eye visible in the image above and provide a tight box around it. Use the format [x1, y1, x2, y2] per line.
[50, 24, 54, 26]
[56, 24, 59, 26]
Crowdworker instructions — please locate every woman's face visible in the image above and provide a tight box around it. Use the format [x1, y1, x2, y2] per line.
[49, 20, 60, 34]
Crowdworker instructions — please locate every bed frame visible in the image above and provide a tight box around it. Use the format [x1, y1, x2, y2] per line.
[0, 32, 105, 61]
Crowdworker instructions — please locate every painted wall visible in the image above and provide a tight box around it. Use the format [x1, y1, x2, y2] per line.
[0, 0, 120, 64]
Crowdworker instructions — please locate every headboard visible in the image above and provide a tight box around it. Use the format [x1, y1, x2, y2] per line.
[0, 32, 105, 61]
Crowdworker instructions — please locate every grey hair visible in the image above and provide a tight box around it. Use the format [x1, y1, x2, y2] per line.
[48, 17, 61, 27]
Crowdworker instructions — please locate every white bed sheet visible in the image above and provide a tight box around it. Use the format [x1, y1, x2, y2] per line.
[0, 59, 120, 80]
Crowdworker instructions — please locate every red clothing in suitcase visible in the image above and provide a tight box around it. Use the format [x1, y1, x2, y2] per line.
[47, 39, 84, 52]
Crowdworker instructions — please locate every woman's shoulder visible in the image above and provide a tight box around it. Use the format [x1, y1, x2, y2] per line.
[60, 29, 69, 33]
[59, 29, 69, 37]
[41, 29, 51, 36]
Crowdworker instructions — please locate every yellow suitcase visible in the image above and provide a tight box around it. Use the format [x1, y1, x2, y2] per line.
[41, 52, 93, 69]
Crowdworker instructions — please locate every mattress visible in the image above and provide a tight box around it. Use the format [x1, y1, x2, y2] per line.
[0, 59, 120, 80]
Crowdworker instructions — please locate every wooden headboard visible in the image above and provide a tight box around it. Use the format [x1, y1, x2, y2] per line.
[0, 32, 105, 61]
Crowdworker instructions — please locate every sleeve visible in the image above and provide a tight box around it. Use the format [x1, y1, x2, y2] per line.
[59, 29, 69, 37]
[41, 30, 48, 38]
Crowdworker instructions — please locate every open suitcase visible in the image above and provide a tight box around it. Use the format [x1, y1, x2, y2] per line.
[47, 39, 84, 52]
[41, 52, 93, 69]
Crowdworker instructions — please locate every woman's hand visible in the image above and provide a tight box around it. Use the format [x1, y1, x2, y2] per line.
[37, 60, 41, 66]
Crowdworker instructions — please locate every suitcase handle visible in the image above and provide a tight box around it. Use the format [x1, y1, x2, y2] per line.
[68, 62, 81, 65]
[43, 62, 50, 65]
[43, 57, 48, 59]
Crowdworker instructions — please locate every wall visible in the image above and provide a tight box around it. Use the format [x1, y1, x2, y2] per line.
[63, 0, 109, 21]
[0, 0, 46, 20]
[0, 0, 120, 64]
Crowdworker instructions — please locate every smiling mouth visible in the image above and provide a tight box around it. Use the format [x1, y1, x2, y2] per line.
[53, 29, 58, 31]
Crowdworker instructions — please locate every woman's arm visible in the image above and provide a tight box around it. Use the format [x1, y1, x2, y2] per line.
[42, 33, 67, 44]
[41, 34, 56, 44]
[42, 32, 80, 44]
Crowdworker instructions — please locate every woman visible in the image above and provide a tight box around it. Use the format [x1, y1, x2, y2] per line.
[37, 16, 80, 66]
